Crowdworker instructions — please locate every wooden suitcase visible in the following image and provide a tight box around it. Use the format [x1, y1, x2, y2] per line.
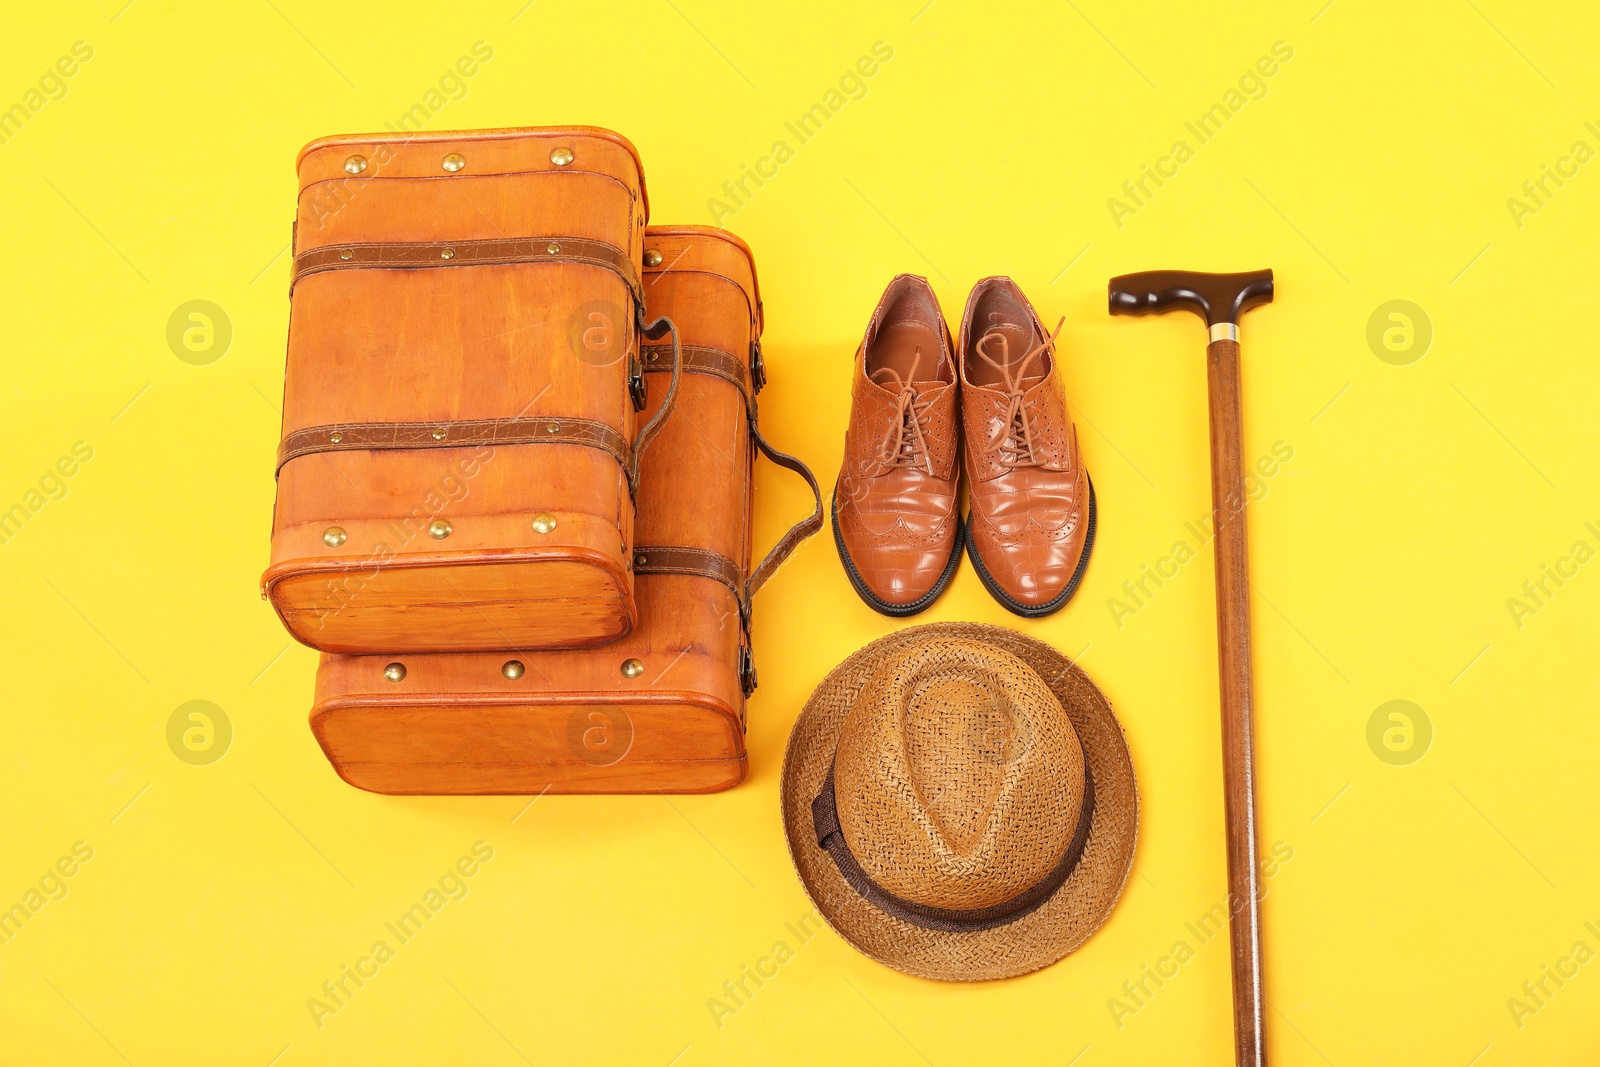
[308, 226, 821, 794]
[262, 126, 682, 654]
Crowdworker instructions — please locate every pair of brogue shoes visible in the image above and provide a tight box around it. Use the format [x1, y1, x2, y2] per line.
[832, 275, 1095, 618]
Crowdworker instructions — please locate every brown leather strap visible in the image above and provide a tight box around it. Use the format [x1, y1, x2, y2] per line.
[640, 339, 816, 601]
[628, 315, 682, 496]
[275, 416, 628, 475]
[810, 760, 1096, 933]
[633, 341, 817, 699]
[746, 412, 823, 600]
[291, 236, 643, 307]
[641, 342, 751, 404]
[632, 540, 758, 697]
[632, 545, 743, 604]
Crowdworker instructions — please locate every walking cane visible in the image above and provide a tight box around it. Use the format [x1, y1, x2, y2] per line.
[1108, 269, 1275, 1067]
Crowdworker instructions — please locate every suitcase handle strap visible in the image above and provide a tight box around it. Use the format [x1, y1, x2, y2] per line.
[628, 314, 683, 496]
[745, 411, 823, 602]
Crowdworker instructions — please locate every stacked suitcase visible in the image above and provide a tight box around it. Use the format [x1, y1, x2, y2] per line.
[263, 127, 819, 794]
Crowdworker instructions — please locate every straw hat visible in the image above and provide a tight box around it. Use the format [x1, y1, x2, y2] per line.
[780, 622, 1138, 981]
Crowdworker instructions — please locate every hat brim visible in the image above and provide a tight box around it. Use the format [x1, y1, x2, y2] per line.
[781, 622, 1139, 981]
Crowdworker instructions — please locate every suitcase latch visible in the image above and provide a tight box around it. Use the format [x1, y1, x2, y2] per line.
[739, 644, 758, 697]
[627, 353, 647, 411]
[749, 340, 766, 394]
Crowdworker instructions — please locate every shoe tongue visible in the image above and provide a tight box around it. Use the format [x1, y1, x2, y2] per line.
[867, 375, 945, 406]
[973, 369, 1047, 399]
[973, 324, 1047, 392]
[982, 322, 1041, 353]
[869, 322, 950, 388]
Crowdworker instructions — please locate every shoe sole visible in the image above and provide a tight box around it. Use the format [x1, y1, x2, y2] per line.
[832, 489, 964, 618]
[964, 475, 1097, 619]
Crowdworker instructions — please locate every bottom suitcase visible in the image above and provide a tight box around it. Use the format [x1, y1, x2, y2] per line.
[307, 225, 820, 793]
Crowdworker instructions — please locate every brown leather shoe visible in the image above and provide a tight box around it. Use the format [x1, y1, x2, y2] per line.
[833, 275, 962, 616]
[958, 277, 1095, 617]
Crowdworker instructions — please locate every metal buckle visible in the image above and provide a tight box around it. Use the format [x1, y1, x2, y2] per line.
[628, 353, 647, 411]
[750, 340, 766, 394]
[739, 644, 758, 696]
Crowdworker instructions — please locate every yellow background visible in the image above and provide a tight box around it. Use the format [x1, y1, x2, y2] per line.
[2, 1, 1596, 1063]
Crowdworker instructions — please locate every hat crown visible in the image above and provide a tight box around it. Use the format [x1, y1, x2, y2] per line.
[833, 639, 1086, 911]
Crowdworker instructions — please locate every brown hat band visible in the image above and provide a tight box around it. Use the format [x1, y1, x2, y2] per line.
[810, 762, 1096, 934]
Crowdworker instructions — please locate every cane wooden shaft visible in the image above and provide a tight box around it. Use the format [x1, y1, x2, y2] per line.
[1206, 337, 1267, 1067]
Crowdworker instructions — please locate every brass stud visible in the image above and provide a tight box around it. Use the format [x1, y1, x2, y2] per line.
[440, 247, 455, 260]
[383, 662, 407, 682]
[431, 427, 446, 441]
[546, 422, 560, 433]
[328, 431, 344, 443]
[550, 146, 574, 166]
[442, 152, 466, 173]
[322, 526, 347, 547]
[343, 154, 367, 175]
[634, 553, 647, 566]
[531, 513, 557, 534]
[647, 351, 659, 362]
[428, 519, 453, 539]
[643, 249, 663, 267]
[546, 242, 560, 254]
[620, 658, 645, 679]
[501, 660, 525, 680]
[338, 249, 354, 261]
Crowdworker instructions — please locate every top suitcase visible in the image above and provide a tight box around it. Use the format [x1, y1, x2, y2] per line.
[262, 126, 677, 654]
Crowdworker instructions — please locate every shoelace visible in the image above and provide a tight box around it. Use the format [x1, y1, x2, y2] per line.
[972, 317, 1065, 469]
[869, 348, 937, 476]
